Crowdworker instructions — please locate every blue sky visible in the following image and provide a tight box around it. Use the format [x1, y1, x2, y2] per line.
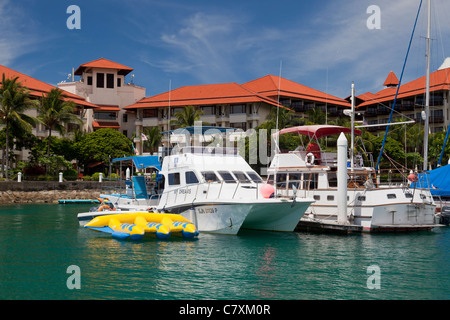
[2, 0, 450, 99]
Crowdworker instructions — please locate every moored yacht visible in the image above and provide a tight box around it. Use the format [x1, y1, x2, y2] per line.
[268, 125, 437, 232]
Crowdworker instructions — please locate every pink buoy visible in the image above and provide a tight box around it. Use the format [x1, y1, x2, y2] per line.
[407, 174, 418, 183]
[260, 183, 275, 198]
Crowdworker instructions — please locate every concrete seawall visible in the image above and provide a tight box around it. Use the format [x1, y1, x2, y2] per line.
[0, 181, 124, 205]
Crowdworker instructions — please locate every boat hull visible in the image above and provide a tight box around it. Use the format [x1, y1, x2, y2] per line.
[168, 202, 249, 235]
[241, 198, 312, 232]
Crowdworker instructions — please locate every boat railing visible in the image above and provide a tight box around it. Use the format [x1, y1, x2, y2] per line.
[160, 179, 290, 207]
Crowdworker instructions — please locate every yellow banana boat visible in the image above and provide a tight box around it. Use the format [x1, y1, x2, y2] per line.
[85, 212, 199, 240]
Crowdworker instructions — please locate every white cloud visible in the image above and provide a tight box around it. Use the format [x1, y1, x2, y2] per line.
[138, 0, 450, 97]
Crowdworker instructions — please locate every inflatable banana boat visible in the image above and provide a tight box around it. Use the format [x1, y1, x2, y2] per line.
[84, 212, 199, 240]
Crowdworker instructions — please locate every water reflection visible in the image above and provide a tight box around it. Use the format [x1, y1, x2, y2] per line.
[0, 204, 448, 300]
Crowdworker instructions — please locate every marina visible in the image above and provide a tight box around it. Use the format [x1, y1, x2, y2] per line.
[0, 203, 448, 300]
[1, 0, 450, 305]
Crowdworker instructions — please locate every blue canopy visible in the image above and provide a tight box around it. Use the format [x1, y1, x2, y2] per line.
[112, 155, 161, 171]
[412, 164, 450, 197]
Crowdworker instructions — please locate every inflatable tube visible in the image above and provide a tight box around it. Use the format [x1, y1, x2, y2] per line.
[85, 212, 198, 240]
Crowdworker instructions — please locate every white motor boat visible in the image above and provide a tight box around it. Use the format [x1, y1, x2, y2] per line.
[156, 146, 313, 235]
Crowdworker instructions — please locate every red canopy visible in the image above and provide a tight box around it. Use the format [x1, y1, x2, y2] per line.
[274, 125, 361, 139]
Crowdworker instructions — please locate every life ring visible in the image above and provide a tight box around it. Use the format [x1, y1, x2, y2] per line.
[98, 204, 110, 212]
[306, 152, 315, 166]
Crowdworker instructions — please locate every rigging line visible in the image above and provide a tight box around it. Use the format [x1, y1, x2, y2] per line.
[376, 0, 423, 171]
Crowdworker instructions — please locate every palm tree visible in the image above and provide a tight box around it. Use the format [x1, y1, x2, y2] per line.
[171, 105, 204, 128]
[0, 74, 37, 180]
[36, 88, 83, 156]
[142, 126, 162, 154]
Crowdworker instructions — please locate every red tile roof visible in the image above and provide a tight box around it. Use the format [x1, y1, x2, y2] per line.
[383, 71, 399, 87]
[74, 58, 133, 76]
[358, 67, 450, 108]
[92, 121, 120, 129]
[0, 64, 98, 109]
[96, 104, 120, 111]
[242, 75, 350, 107]
[124, 82, 283, 110]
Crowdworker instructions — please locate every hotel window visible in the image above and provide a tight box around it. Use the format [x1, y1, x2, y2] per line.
[96, 73, 104, 88]
[201, 106, 216, 115]
[122, 113, 128, 123]
[171, 107, 184, 116]
[87, 76, 92, 85]
[106, 73, 114, 89]
[117, 78, 122, 87]
[143, 109, 158, 118]
[94, 112, 116, 120]
[230, 122, 247, 130]
[230, 104, 246, 114]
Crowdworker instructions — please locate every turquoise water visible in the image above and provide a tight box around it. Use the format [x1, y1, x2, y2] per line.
[0, 203, 449, 300]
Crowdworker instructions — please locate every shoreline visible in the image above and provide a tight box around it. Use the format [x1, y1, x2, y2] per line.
[0, 181, 122, 205]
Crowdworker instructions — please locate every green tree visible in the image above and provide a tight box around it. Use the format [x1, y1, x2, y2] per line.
[75, 128, 133, 171]
[171, 105, 204, 128]
[0, 74, 37, 179]
[36, 88, 83, 156]
[142, 126, 162, 154]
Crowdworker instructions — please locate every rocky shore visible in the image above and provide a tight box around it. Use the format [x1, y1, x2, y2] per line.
[0, 181, 123, 205]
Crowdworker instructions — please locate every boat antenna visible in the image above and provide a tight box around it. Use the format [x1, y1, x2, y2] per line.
[275, 60, 282, 154]
[376, 0, 423, 171]
[423, 0, 431, 171]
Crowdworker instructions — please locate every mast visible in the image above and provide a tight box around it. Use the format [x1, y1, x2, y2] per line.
[350, 82, 355, 171]
[423, 0, 431, 171]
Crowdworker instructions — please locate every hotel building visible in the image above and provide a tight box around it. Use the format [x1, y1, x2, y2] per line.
[124, 75, 350, 154]
[355, 58, 450, 134]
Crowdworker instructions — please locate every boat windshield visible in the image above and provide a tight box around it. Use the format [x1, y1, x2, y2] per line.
[232, 171, 251, 183]
[218, 171, 236, 183]
[246, 172, 263, 183]
[202, 171, 219, 182]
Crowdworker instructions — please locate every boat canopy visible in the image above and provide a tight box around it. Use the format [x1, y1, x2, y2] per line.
[112, 155, 161, 170]
[273, 125, 362, 139]
[412, 164, 450, 197]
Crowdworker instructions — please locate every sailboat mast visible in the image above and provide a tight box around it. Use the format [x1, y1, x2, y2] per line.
[350, 82, 355, 171]
[423, 0, 431, 171]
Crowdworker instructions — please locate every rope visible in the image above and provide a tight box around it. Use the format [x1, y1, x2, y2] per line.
[376, 0, 423, 171]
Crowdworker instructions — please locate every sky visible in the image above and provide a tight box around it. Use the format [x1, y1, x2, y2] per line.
[2, 0, 450, 100]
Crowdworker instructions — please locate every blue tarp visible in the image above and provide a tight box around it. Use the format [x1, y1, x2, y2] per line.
[132, 176, 148, 199]
[112, 155, 161, 171]
[412, 164, 450, 197]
